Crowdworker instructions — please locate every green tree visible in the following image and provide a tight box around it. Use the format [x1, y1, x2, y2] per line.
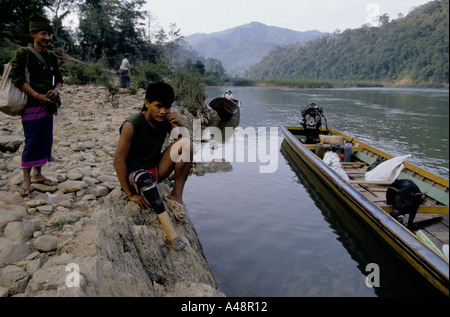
[78, 0, 118, 61]
[114, 0, 146, 56]
[49, 0, 79, 55]
[0, 0, 52, 46]
[166, 23, 183, 68]
[205, 58, 226, 76]
[77, 0, 145, 64]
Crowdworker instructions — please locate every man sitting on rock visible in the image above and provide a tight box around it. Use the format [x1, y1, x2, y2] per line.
[114, 82, 192, 221]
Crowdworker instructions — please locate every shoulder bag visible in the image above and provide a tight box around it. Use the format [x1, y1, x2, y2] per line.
[0, 48, 30, 116]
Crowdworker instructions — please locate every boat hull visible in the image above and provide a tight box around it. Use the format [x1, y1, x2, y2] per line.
[209, 97, 240, 121]
[281, 126, 449, 296]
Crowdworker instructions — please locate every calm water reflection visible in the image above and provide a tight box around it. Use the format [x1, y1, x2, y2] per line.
[184, 86, 448, 297]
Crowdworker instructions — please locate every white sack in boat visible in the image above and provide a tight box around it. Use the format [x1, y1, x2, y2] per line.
[365, 154, 412, 182]
[323, 151, 349, 180]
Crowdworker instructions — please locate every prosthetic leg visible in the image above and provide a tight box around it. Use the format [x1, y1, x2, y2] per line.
[133, 170, 186, 251]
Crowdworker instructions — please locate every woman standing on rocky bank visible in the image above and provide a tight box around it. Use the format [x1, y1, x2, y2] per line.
[9, 12, 63, 196]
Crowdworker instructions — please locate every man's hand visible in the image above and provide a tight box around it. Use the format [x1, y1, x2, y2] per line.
[34, 93, 53, 105]
[166, 111, 184, 127]
[46, 88, 59, 100]
[22, 83, 59, 106]
[129, 193, 150, 210]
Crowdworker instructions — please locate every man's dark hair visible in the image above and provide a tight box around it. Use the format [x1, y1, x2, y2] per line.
[144, 82, 175, 109]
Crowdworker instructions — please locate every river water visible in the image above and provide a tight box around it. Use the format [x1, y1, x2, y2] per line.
[183, 86, 449, 297]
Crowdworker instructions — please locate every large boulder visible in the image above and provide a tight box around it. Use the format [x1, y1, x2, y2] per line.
[0, 135, 23, 153]
[24, 185, 224, 297]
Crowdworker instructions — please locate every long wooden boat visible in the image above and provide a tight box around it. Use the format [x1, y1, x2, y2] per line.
[281, 125, 449, 296]
[209, 97, 241, 121]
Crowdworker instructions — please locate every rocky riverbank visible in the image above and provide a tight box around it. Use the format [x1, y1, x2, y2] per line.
[0, 85, 227, 297]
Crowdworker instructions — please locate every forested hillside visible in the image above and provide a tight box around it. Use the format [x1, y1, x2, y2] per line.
[247, 0, 449, 86]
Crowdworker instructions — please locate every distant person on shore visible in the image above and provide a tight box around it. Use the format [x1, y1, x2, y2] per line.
[9, 11, 63, 196]
[118, 53, 134, 88]
[224, 90, 234, 100]
[114, 82, 193, 221]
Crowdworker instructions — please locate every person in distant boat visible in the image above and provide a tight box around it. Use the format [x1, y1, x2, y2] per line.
[119, 53, 134, 88]
[114, 82, 193, 221]
[224, 90, 234, 100]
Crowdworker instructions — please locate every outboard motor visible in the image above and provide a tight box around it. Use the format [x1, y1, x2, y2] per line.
[300, 103, 324, 130]
[299, 103, 327, 144]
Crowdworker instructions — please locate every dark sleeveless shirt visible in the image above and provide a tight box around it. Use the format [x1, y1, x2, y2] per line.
[121, 112, 170, 172]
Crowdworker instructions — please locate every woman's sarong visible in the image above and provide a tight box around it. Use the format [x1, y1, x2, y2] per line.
[21, 98, 54, 168]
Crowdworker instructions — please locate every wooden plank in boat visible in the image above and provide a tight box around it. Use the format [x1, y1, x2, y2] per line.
[417, 206, 449, 215]
[414, 214, 443, 226]
[378, 204, 449, 215]
[418, 222, 449, 246]
[341, 162, 367, 166]
[354, 149, 378, 165]
[303, 143, 362, 152]
[348, 180, 392, 185]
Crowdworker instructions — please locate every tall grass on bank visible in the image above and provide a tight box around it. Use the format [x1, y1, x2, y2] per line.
[132, 59, 168, 90]
[170, 67, 206, 113]
[207, 77, 385, 88]
[61, 59, 207, 115]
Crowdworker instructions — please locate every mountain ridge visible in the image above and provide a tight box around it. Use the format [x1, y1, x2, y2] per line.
[185, 22, 327, 76]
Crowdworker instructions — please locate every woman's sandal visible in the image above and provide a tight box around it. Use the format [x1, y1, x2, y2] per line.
[31, 178, 56, 186]
[17, 186, 30, 197]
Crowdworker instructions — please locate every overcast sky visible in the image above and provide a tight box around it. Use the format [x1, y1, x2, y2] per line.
[144, 0, 432, 36]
